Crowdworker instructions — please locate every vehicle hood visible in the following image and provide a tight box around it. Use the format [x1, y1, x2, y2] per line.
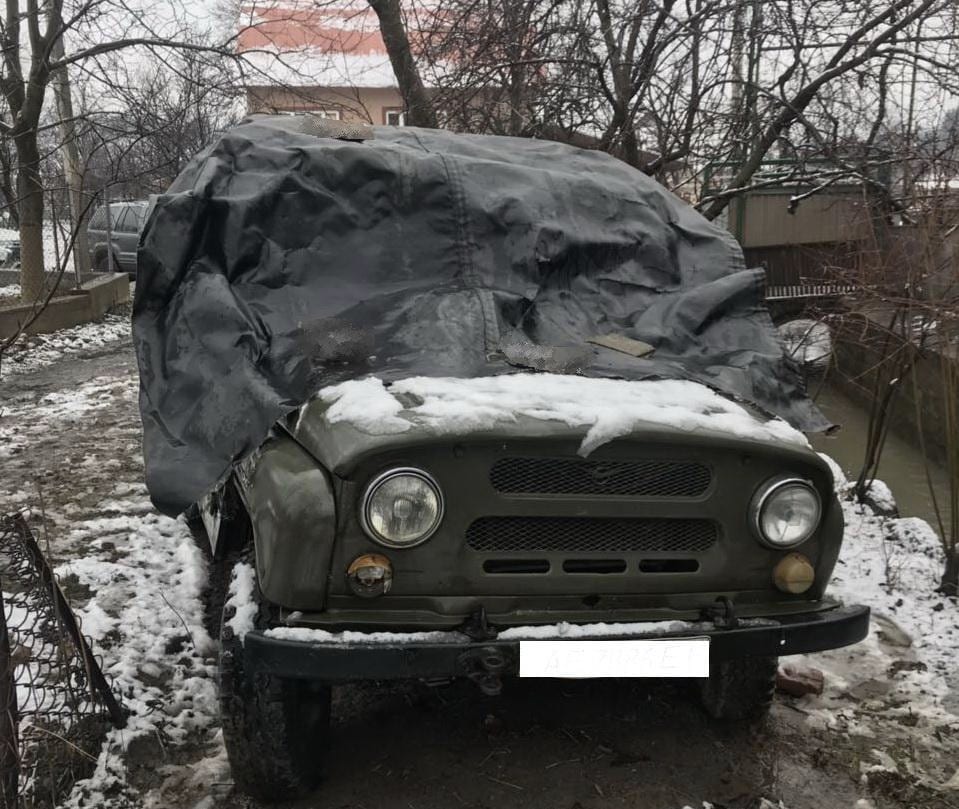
[288, 374, 812, 477]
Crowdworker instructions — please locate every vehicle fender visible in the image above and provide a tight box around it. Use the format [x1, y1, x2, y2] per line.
[236, 434, 337, 611]
[811, 493, 844, 600]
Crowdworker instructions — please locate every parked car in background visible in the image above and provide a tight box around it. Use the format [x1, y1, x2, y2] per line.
[87, 201, 148, 276]
[0, 228, 19, 268]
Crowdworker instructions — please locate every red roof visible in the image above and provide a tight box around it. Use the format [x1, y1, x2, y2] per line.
[237, 2, 388, 58]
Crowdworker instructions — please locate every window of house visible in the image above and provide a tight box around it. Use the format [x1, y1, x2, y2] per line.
[277, 109, 341, 119]
[384, 109, 406, 126]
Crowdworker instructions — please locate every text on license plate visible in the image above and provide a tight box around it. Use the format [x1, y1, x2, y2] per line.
[518, 638, 710, 678]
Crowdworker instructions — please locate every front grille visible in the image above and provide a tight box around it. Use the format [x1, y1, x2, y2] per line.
[466, 516, 718, 553]
[489, 457, 711, 497]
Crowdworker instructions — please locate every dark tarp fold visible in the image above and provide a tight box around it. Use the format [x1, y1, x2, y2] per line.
[133, 115, 828, 515]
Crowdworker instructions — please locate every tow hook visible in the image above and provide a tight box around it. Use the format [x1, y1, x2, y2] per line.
[461, 604, 496, 641]
[459, 606, 507, 695]
[459, 646, 508, 696]
[704, 596, 739, 629]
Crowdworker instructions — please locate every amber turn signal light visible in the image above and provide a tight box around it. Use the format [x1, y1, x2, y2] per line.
[773, 553, 815, 594]
[346, 554, 393, 598]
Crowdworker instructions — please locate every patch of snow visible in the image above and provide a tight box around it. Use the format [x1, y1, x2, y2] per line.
[498, 619, 696, 640]
[861, 748, 899, 774]
[818, 452, 849, 491]
[0, 374, 139, 464]
[318, 375, 409, 434]
[58, 503, 218, 808]
[225, 562, 258, 641]
[778, 319, 832, 368]
[863, 479, 897, 513]
[0, 283, 18, 298]
[317, 374, 809, 455]
[0, 313, 130, 379]
[266, 619, 699, 645]
[0, 223, 77, 271]
[795, 471, 958, 743]
[265, 626, 468, 644]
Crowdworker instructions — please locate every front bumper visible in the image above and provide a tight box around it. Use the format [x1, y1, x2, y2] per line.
[244, 603, 870, 681]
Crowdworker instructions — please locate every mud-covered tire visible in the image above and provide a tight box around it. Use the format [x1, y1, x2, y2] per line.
[219, 566, 331, 802]
[92, 249, 116, 271]
[698, 655, 777, 722]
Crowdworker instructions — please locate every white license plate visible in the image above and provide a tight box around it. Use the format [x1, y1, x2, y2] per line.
[519, 638, 710, 678]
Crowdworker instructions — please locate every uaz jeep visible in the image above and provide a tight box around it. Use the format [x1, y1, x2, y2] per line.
[133, 117, 869, 802]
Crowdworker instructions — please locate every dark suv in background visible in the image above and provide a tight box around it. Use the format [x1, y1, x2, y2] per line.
[87, 201, 148, 276]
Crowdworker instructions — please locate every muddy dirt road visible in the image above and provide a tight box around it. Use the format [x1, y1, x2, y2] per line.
[1, 337, 956, 809]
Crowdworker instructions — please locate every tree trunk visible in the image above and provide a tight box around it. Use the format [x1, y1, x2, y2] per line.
[728, 0, 747, 161]
[620, 125, 640, 169]
[368, 0, 437, 128]
[0, 146, 17, 229]
[16, 134, 46, 303]
[51, 34, 91, 279]
[940, 553, 959, 597]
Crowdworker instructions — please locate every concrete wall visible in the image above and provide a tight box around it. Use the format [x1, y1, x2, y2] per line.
[0, 273, 130, 340]
[831, 314, 957, 466]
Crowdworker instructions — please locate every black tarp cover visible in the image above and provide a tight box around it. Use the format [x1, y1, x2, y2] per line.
[134, 115, 828, 516]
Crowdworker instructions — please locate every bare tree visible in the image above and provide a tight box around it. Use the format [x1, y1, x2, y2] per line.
[0, 0, 242, 301]
[365, 0, 958, 221]
[368, 0, 437, 127]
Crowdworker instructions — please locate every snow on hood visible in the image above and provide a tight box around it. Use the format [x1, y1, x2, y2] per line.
[317, 373, 810, 455]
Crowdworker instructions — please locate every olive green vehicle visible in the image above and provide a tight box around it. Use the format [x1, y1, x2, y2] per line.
[200, 390, 869, 802]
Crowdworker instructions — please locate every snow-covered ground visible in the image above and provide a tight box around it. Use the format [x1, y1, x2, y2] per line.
[1, 331, 957, 809]
[0, 343, 226, 809]
[785, 459, 959, 798]
[56, 497, 224, 808]
[0, 313, 131, 379]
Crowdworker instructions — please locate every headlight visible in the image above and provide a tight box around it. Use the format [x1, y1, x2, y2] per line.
[361, 468, 444, 548]
[751, 477, 821, 548]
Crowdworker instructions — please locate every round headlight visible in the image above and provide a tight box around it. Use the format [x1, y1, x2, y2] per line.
[751, 477, 821, 548]
[361, 468, 444, 548]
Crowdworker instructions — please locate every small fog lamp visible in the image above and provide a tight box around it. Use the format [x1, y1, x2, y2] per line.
[773, 553, 815, 594]
[347, 554, 393, 598]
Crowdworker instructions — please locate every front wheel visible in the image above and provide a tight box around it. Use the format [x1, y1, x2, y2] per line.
[92, 250, 118, 271]
[698, 655, 777, 722]
[219, 564, 331, 802]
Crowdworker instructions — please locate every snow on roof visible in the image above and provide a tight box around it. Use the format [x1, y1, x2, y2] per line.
[317, 374, 810, 453]
[241, 47, 398, 89]
[237, 0, 421, 88]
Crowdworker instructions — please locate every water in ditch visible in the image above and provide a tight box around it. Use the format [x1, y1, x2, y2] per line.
[809, 381, 954, 539]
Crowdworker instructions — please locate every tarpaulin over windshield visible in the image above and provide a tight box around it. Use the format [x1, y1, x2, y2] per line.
[133, 115, 828, 515]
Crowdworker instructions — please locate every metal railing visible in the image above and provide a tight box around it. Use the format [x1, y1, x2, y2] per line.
[0, 513, 124, 808]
